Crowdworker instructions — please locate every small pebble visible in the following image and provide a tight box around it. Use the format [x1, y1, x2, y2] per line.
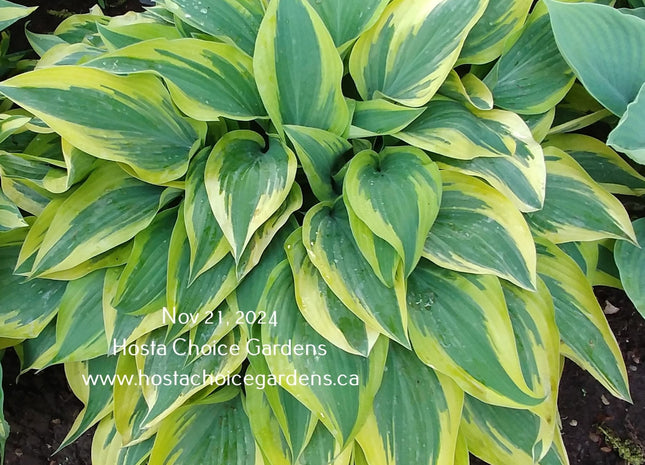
[629, 365, 638, 372]
[589, 432, 601, 443]
[603, 300, 620, 314]
[601, 395, 610, 406]
[15, 449, 23, 457]
[569, 419, 578, 427]
[51, 418, 61, 425]
[601, 446, 613, 453]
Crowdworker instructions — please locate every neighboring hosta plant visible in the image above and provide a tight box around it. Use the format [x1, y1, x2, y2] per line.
[0, 0, 643, 464]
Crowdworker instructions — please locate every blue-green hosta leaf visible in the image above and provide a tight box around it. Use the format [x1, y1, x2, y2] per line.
[0, 0, 36, 30]
[0, 190, 27, 231]
[135, 327, 247, 430]
[148, 389, 257, 465]
[483, 2, 575, 114]
[408, 259, 543, 408]
[614, 218, 645, 318]
[424, 171, 537, 291]
[112, 208, 176, 316]
[545, 133, 645, 196]
[183, 147, 229, 282]
[52, 269, 108, 363]
[398, 97, 536, 160]
[284, 125, 351, 202]
[607, 82, 645, 164]
[356, 344, 464, 465]
[285, 229, 378, 357]
[0, 244, 66, 339]
[349, 0, 487, 107]
[166, 208, 238, 340]
[205, 130, 296, 261]
[525, 147, 636, 244]
[303, 199, 409, 347]
[438, 71, 494, 111]
[348, 99, 426, 138]
[0, 67, 203, 185]
[546, 0, 645, 116]
[164, 0, 264, 55]
[254, 0, 350, 136]
[260, 261, 387, 446]
[458, 0, 532, 64]
[461, 395, 554, 465]
[537, 239, 630, 401]
[306, 0, 388, 52]
[29, 164, 172, 277]
[85, 38, 265, 121]
[60, 356, 118, 451]
[345, 146, 442, 277]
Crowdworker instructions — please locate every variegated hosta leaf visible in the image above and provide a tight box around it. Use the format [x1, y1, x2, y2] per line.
[96, 22, 182, 50]
[546, 0, 645, 117]
[0, 0, 37, 30]
[1, 176, 56, 216]
[306, 0, 388, 52]
[52, 269, 108, 363]
[61, 356, 118, 450]
[117, 437, 154, 465]
[349, 0, 488, 107]
[26, 28, 67, 57]
[408, 259, 543, 408]
[398, 97, 537, 160]
[483, 2, 575, 114]
[53, 13, 108, 44]
[558, 241, 599, 280]
[246, 348, 317, 461]
[344, 146, 442, 277]
[425, 124, 546, 213]
[28, 164, 173, 277]
[458, 0, 532, 64]
[608, 82, 645, 164]
[236, 185, 302, 280]
[296, 422, 352, 465]
[285, 229, 378, 357]
[35, 43, 105, 68]
[183, 147, 229, 282]
[523, 109, 556, 144]
[205, 130, 297, 261]
[303, 199, 409, 347]
[424, 171, 537, 291]
[0, 244, 66, 339]
[84, 38, 266, 121]
[539, 428, 569, 465]
[14, 320, 58, 371]
[348, 99, 426, 138]
[254, 0, 349, 136]
[260, 261, 387, 445]
[0, 190, 27, 231]
[502, 279, 560, 427]
[166, 208, 238, 339]
[0, 67, 203, 185]
[112, 208, 176, 315]
[525, 147, 636, 244]
[134, 326, 247, 430]
[227, 219, 298, 331]
[590, 239, 623, 289]
[614, 218, 645, 317]
[91, 415, 121, 465]
[345, 201, 401, 289]
[284, 125, 351, 201]
[41, 140, 95, 194]
[461, 394, 553, 465]
[536, 239, 630, 400]
[243, 366, 293, 465]
[164, 0, 264, 56]
[438, 70, 493, 111]
[544, 133, 645, 196]
[148, 389, 257, 465]
[356, 343, 464, 465]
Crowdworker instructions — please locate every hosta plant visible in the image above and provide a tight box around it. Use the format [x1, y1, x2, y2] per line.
[0, 0, 644, 464]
